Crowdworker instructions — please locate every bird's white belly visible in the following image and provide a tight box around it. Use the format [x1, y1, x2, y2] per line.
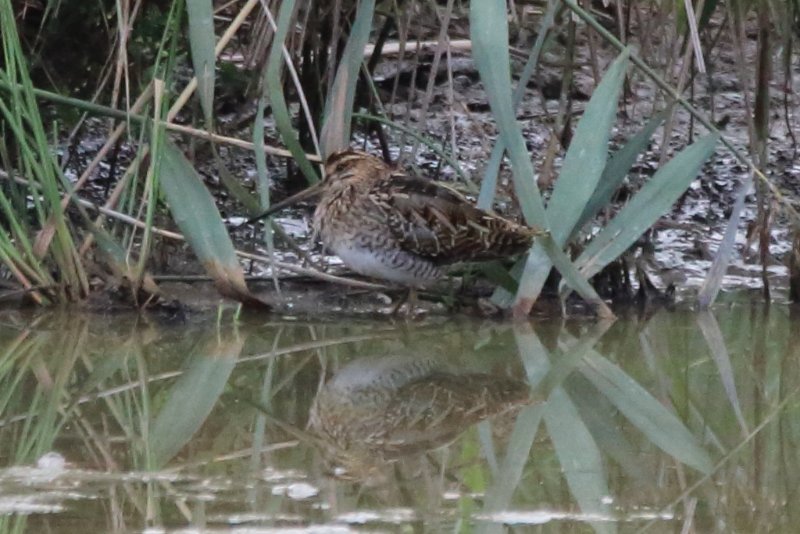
[330, 243, 438, 287]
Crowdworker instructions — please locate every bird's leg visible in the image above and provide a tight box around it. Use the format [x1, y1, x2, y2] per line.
[390, 289, 411, 316]
[407, 288, 418, 316]
[390, 288, 420, 316]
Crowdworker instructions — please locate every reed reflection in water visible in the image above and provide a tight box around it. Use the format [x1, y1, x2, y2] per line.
[0, 304, 797, 532]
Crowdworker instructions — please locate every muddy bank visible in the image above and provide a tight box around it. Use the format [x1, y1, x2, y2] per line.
[39, 11, 800, 316]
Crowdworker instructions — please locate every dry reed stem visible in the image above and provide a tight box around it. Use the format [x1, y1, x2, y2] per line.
[408, 0, 455, 161]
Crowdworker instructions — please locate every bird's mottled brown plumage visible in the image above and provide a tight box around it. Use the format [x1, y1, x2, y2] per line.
[307, 149, 545, 288]
[308, 355, 532, 481]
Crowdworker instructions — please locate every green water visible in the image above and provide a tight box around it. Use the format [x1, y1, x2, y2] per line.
[0, 303, 797, 533]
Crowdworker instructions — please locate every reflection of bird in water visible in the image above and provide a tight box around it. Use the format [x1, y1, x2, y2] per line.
[250, 150, 546, 311]
[308, 355, 532, 481]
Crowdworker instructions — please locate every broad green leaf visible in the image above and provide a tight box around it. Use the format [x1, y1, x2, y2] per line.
[548, 48, 630, 245]
[320, 0, 375, 157]
[472, 0, 611, 314]
[265, 0, 318, 183]
[509, 50, 630, 314]
[148, 333, 242, 467]
[469, 0, 547, 228]
[581, 350, 713, 473]
[477, 0, 559, 210]
[575, 133, 720, 278]
[160, 141, 268, 306]
[185, 0, 216, 126]
[574, 107, 671, 235]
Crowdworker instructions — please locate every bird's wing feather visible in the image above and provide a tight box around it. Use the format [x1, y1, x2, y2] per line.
[372, 173, 538, 264]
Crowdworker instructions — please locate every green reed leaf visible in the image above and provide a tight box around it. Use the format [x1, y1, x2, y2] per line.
[477, 0, 559, 210]
[469, 0, 547, 228]
[185, 0, 215, 126]
[574, 107, 671, 236]
[265, 0, 318, 183]
[472, 0, 610, 314]
[575, 133, 720, 279]
[509, 49, 630, 314]
[160, 141, 268, 307]
[548, 49, 630, 244]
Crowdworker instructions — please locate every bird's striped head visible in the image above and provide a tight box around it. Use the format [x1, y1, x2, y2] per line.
[323, 149, 388, 183]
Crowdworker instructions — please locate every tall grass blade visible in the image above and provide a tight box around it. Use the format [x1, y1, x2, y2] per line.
[159, 141, 268, 307]
[185, 0, 216, 126]
[320, 0, 376, 157]
[574, 133, 720, 279]
[148, 332, 242, 467]
[252, 94, 281, 290]
[264, 0, 318, 183]
[251, 91, 276, 250]
[0, 1, 87, 301]
[135, 81, 168, 290]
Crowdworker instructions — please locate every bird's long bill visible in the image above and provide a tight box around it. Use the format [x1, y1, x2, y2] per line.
[245, 181, 324, 224]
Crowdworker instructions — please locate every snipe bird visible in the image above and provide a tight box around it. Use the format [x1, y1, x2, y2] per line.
[250, 149, 546, 307]
[309, 355, 531, 481]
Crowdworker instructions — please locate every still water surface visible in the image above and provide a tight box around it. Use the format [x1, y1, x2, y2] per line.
[0, 302, 797, 533]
